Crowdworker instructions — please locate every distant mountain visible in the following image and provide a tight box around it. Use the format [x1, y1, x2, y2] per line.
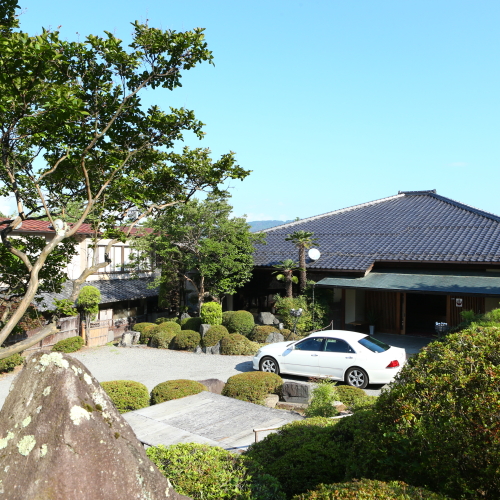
[248, 220, 293, 232]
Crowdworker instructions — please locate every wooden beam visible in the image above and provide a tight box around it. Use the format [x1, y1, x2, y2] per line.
[396, 292, 401, 335]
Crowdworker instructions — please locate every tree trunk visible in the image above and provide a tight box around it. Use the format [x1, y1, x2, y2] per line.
[285, 270, 293, 298]
[298, 245, 307, 294]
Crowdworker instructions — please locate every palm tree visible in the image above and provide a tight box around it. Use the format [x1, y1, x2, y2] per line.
[285, 230, 318, 293]
[272, 259, 302, 298]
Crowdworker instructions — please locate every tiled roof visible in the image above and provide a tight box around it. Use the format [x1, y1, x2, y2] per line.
[253, 191, 500, 271]
[36, 278, 158, 311]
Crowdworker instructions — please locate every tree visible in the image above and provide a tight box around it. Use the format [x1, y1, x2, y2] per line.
[272, 259, 302, 298]
[133, 194, 264, 310]
[285, 231, 318, 293]
[0, 2, 249, 358]
[77, 286, 101, 345]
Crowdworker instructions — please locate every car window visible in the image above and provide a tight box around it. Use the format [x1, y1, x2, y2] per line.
[323, 338, 355, 353]
[358, 336, 390, 353]
[294, 337, 324, 351]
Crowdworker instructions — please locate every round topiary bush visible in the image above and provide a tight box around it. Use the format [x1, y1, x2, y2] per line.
[219, 334, 259, 355]
[149, 321, 181, 346]
[291, 479, 450, 500]
[101, 380, 150, 413]
[150, 379, 206, 405]
[200, 302, 223, 326]
[334, 385, 373, 411]
[0, 353, 24, 373]
[201, 325, 229, 347]
[51, 336, 84, 353]
[180, 316, 202, 332]
[147, 443, 285, 500]
[155, 316, 176, 324]
[171, 330, 201, 351]
[222, 310, 236, 327]
[249, 325, 280, 343]
[150, 330, 177, 349]
[224, 310, 255, 337]
[222, 371, 283, 405]
[132, 322, 156, 344]
[282, 329, 300, 341]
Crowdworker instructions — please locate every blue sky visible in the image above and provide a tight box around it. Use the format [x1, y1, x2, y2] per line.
[4, 0, 500, 221]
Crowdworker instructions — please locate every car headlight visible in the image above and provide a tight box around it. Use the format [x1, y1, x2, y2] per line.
[255, 349, 262, 357]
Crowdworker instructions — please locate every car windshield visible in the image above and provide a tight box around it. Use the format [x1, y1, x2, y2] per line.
[358, 336, 390, 353]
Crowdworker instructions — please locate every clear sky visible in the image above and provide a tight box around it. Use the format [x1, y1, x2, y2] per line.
[3, 0, 500, 221]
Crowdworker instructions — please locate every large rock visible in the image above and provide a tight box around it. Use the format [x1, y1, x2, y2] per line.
[265, 331, 284, 343]
[199, 324, 210, 338]
[203, 341, 221, 355]
[197, 379, 226, 395]
[0, 351, 190, 500]
[118, 330, 140, 347]
[281, 381, 313, 404]
[256, 312, 278, 326]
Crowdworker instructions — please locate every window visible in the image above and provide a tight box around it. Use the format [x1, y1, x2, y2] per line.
[358, 335, 390, 353]
[324, 338, 355, 353]
[295, 337, 324, 351]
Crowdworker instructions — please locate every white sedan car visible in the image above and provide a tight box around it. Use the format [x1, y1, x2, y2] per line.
[252, 331, 406, 388]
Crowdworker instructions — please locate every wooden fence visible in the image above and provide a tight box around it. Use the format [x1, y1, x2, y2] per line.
[82, 319, 113, 347]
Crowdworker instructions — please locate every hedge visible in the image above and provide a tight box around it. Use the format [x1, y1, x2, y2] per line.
[171, 330, 201, 351]
[200, 302, 223, 326]
[224, 310, 254, 337]
[0, 353, 24, 373]
[222, 371, 283, 405]
[150, 379, 205, 405]
[101, 380, 150, 413]
[147, 443, 285, 500]
[181, 317, 202, 332]
[219, 333, 259, 355]
[150, 330, 177, 349]
[201, 325, 228, 348]
[334, 385, 375, 411]
[292, 480, 450, 500]
[250, 325, 280, 343]
[222, 310, 236, 327]
[132, 322, 156, 344]
[51, 336, 84, 353]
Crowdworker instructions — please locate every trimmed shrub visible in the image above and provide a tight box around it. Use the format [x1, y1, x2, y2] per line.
[51, 335, 84, 353]
[224, 310, 254, 337]
[0, 353, 23, 373]
[132, 322, 156, 344]
[219, 333, 259, 355]
[334, 385, 374, 411]
[172, 330, 201, 350]
[292, 479, 450, 500]
[250, 325, 280, 343]
[150, 330, 177, 349]
[246, 417, 343, 498]
[282, 329, 300, 341]
[181, 316, 202, 332]
[155, 316, 176, 324]
[150, 379, 205, 405]
[200, 302, 222, 326]
[101, 380, 150, 413]
[222, 310, 236, 327]
[222, 371, 282, 405]
[305, 380, 339, 418]
[201, 325, 229, 348]
[147, 443, 285, 500]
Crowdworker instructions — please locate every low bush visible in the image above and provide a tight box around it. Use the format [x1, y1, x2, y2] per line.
[150, 330, 177, 349]
[222, 310, 236, 327]
[281, 329, 300, 341]
[334, 385, 375, 411]
[201, 325, 229, 347]
[101, 380, 150, 413]
[0, 353, 23, 373]
[132, 322, 156, 344]
[224, 310, 254, 337]
[305, 380, 339, 418]
[150, 379, 205, 405]
[147, 442, 285, 500]
[292, 479, 450, 500]
[172, 330, 201, 350]
[222, 371, 282, 405]
[155, 316, 176, 324]
[181, 316, 202, 332]
[220, 333, 259, 355]
[200, 302, 223, 326]
[250, 325, 280, 343]
[51, 335, 84, 353]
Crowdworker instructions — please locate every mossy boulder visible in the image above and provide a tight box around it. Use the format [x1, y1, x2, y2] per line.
[51, 336, 84, 353]
[101, 380, 150, 413]
[150, 379, 206, 405]
[201, 325, 229, 348]
[224, 310, 255, 337]
[0, 353, 23, 373]
[180, 316, 202, 332]
[222, 371, 283, 405]
[220, 334, 259, 355]
[172, 330, 201, 351]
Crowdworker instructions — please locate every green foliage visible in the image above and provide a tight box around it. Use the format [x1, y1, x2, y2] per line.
[156, 316, 175, 324]
[225, 310, 255, 337]
[220, 334, 259, 356]
[147, 443, 285, 500]
[172, 330, 201, 350]
[222, 310, 236, 327]
[246, 418, 343, 498]
[132, 323, 157, 345]
[334, 385, 375, 411]
[52, 298, 77, 317]
[77, 286, 101, 319]
[272, 259, 301, 298]
[150, 330, 177, 349]
[150, 379, 205, 405]
[201, 324, 229, 347]
[101, 380, 150, 414]
[274, 296, 312, 334]
[181, 316, 203, 332]
[281, 329, 300, 341]
[305, 380, 339, 418]
[292, 479, 450, 500]
[200, 301, 223, 325]
[0, 353, 23, 373]
[222, 372, 282, 405]
[51, 336, 84, 353]
[249, 325, 280, 343]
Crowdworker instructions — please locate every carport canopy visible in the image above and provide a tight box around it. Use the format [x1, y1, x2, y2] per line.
[315, 270, 500, 295]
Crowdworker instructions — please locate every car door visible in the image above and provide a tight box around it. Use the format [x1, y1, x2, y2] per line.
[280, 337, 324, 376]
[318, 338, 358, 379]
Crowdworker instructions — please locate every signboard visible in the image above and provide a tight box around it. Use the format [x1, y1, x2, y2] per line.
[456, 298, 463, 307]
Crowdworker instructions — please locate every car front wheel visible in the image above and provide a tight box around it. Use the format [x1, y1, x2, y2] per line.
[260, 356, 280, 375]
[345, 367, 368, 389]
